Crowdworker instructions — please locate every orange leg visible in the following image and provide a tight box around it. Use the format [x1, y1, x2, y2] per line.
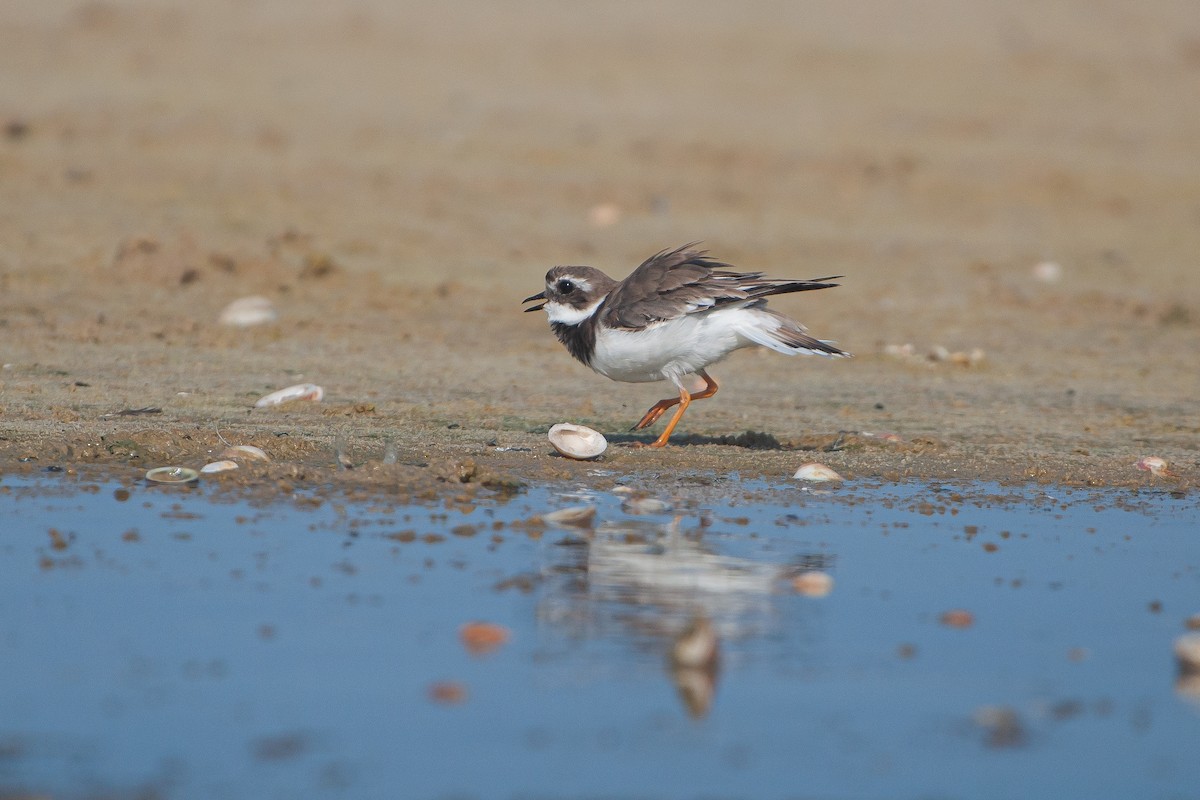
[631, 371, 720, 447]
[632, 371, 719, 430]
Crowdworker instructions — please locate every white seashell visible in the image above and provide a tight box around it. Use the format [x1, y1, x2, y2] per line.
[543, 505, 597, 528]
[200, 460, 239, 474]
[221, 444, 270, 462]
[622, 496, 672, 515]
[1032, 260, 1062, 283]
[145, 466, 199, 484]
[218, 295, 277, 327]
[793, 462, 843, 482]
[548, 423, 607, 460]
[792, 570, 834, 597]
[254, 383, 324, 408]
[1135, 456, 1169, 476]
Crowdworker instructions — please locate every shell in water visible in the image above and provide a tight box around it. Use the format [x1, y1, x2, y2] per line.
[254, 383, 324, 408]
[145, 466, 200, 484]
[548, 423, 607, 460]
[793, 462, 843, 482]
[200, 460, 240, 474]
[542, 505, 597, 528]
[218, 295, 277, 327]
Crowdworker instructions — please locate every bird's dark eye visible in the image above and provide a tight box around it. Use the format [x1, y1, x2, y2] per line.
[556, 279, 575, 293]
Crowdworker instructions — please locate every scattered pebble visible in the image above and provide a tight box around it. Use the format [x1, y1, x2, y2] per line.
[460, 622, 511, 655]
[793, 462, 843, 482]
[883, 342, 984, 368]
[940, 609, 975, 628]
[1134, 456, 1169, 477]
[1175, 633, 1200, 674]
[255, 383, 324, 408]
[792, 570, 835, 598]
[671, 617, 719, 670]
[973, 705, 1026, 748]
[218, 295, 277, 327]
[200, 460, 239, 474]
[428, 681, 468, 705]
[1186, 614, 1200, 631]
[547, 423, 607, 460]
[542, 505, 596, 529]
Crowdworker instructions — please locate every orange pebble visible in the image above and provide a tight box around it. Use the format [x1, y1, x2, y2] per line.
[460, 621, 511, 655]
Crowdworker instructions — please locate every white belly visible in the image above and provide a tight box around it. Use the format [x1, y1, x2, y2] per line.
[590, 312, 751, 385]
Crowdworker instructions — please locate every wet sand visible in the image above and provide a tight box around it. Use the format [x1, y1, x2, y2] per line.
[2, 0, 1198, 497]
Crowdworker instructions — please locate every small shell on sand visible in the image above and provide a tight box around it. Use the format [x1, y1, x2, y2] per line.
[200, 460, 239, 474]
[792, 570, 835, 597]
[145, 466, 199, 484]
[1135, 456, 1169, 476]
[587, 202, 622, 228]
[254, 383, 324, 408]
[794, 462, 843, 482]
[218, 295, 277, 327]
[222, 444, 270, 462]
[548, 423, 607, 460]
[1032, 260, 1063, 283]
[543, 505, 597, 528]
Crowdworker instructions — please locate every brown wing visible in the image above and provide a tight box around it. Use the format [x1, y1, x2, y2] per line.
[599, 244, 841, 330]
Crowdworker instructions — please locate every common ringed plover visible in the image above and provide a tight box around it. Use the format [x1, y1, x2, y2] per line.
[523, 244, 849, 447]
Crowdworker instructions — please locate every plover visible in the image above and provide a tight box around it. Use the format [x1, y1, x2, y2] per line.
[523, 244, 849, 447]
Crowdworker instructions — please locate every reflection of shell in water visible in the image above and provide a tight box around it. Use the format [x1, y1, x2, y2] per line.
[1177, 633, 1200, 674]
[254, 383, 324, 408]
[200, 460, 239, 474]
[792, 570, 834, 597]
[145, 466, 200, 484]
[671, 617, 719, 669]
[548, 423, 607, 460]
[543, 505, 597, 528]
[622, 496, 672, 515]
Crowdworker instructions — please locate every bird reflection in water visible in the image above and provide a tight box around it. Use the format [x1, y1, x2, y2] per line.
[537, 513, 834, 718]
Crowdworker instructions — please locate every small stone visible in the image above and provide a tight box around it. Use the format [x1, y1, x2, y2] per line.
[460, 622, 511, 655]
[940, 609, 975, 628]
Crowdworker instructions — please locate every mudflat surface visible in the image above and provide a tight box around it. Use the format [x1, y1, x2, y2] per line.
[2, 0, 1198, 496]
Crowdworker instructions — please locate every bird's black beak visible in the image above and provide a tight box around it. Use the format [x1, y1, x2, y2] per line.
[522, 291, 547, 312]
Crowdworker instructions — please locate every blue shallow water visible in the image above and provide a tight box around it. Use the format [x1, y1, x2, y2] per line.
[0, 471, 1198, 799]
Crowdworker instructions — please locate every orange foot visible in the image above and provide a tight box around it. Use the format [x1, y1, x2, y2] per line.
[628, 371, 720, 447]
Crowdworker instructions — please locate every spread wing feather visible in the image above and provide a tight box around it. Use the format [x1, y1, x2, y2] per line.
[599, 243, 841, 330]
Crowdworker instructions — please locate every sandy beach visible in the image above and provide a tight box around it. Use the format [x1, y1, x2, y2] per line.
[2, 0, 1198, 495]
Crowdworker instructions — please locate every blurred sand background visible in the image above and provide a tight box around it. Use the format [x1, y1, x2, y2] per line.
[1, 0, 1198, 489]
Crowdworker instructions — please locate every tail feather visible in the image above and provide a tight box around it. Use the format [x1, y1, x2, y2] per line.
[737, 310, 851, 357]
